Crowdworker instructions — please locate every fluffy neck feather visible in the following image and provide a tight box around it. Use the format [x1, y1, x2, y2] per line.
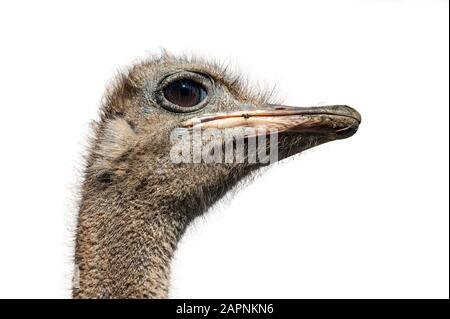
[73, 188, 189, 298]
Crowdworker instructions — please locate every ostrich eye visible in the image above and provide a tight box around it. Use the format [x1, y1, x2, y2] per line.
[163, 79, 207, 108]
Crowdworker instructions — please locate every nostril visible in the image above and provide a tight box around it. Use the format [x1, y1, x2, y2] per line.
[266, 104, 298, 111]
[264, 103, 288, 110]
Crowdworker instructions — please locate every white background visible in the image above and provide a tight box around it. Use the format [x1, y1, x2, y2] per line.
[0, 0, 448, 298]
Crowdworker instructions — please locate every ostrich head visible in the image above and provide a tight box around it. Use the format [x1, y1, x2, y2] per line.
[88, 54, 360, 217]
[75, 53, 361, 298]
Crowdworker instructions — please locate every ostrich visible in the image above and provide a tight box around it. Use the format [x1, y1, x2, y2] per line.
[73, 53, 361, 298]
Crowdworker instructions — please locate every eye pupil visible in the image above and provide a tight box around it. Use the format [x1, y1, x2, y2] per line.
[163, 79, 207, 108]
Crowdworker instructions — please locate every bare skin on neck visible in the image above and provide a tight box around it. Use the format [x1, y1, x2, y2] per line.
[73, 53, 361, 298]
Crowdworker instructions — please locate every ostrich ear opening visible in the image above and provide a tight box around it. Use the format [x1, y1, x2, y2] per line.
[90, 117, 138, 182]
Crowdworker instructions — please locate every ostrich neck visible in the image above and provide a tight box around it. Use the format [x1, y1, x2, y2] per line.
[73, 188, 190, 298]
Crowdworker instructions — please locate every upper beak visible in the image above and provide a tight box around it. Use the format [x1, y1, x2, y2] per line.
[182, 104, 361, 139]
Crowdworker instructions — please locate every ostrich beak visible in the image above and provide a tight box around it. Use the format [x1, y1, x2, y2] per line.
[182, 104, 361, 140]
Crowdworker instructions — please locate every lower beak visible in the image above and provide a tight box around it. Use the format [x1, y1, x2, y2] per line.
[182, 104, 361, 139]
